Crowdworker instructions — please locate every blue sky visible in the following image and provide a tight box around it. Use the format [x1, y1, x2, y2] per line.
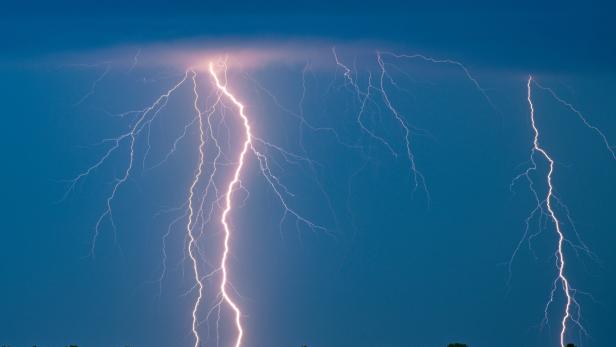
[1, 1, 615, 347]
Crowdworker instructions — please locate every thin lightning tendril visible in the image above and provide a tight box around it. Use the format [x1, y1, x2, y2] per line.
[187, 69, 206, 347]
[533, 81, 616, 160]
[377, 51, 427, 196]
[64, 71, 190, 255]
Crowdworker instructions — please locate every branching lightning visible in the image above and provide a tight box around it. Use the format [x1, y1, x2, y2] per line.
[186, 69, 206, 347]
[64, 71, 190, 255]
[508, 76, 615, 346]
[208, 61, 248, 347]
[63, 45, 613, 347]
[525, 76, 573, 347]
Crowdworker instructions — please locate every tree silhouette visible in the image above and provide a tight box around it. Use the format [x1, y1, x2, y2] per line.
[566, 344, 576, 347]
[448, 344, 468, 347]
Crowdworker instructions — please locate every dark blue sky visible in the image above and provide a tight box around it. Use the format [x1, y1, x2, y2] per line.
[1, 2, 615, 347]
[2, 0, 615, 71]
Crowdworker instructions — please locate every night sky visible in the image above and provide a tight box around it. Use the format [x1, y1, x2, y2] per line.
[1, 1, 615, 347]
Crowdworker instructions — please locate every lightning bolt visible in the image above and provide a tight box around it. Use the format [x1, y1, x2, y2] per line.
[68, 58, 329, 346]
[186, 69, 206, 347]
[207, 61, 247, 347]
[63, 47, 613, 347]
[525, 75, 573, 347]
[509, 75, 614, 346]
[204, 59, 331, 347]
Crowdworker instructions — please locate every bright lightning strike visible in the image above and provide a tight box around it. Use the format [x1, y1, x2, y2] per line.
[208, 61, 248, 347]
[526, 75, 573, 347]
[62, 45, 614, 347]
[508, 75, 615, 347]
[66, 51, 331, 346]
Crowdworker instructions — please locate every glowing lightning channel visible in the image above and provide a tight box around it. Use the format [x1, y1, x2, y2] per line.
[69, 50, 611, 347]
[186, 69, 206, 347]
[526, 75, 572, 347]
[208, 61, 247, 347]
